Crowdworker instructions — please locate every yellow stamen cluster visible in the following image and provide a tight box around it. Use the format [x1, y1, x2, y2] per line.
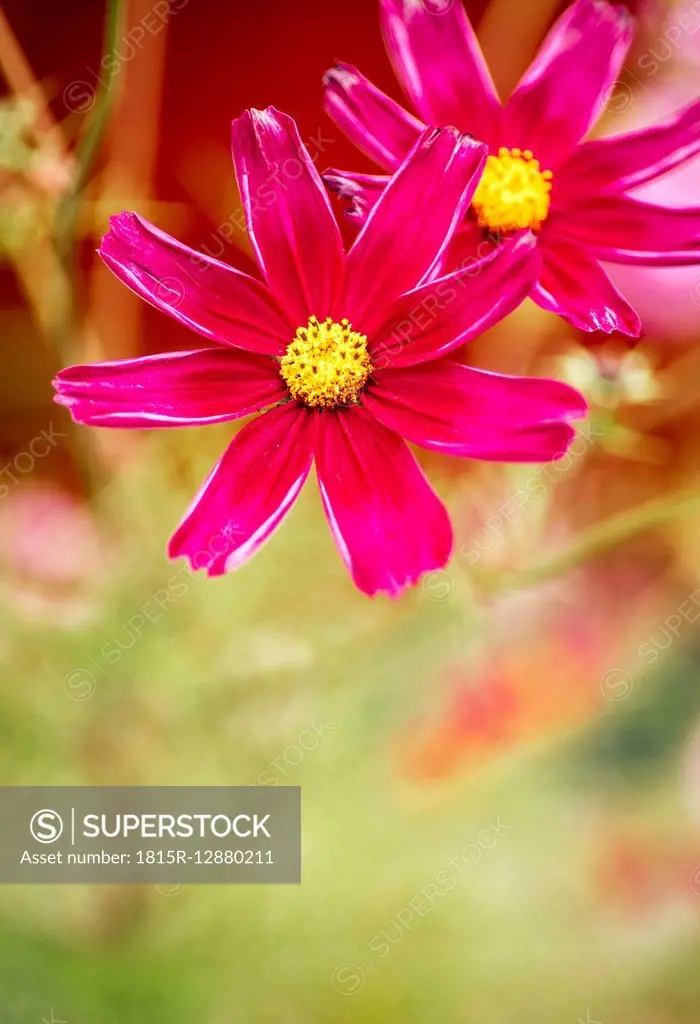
[280, 316, 372, 409]
[471, 147, 553, 233]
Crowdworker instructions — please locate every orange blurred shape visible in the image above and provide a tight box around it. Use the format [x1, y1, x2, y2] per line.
[399, 625, 603, 782]
[596, 830, 700, 916]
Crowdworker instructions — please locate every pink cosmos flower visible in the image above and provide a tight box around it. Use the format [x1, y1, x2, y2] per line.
[323, 0, 700, 338]
[53, 108, 585, 597]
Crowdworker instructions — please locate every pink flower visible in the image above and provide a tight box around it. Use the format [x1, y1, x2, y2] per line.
[0, 485, 106, 625]
[53, 108, 584, 597]
[323, 0, 700, 338]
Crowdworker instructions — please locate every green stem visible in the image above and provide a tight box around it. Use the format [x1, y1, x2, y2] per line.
[54, 0, 125, 269]
[488, 486, 700, 592]
[50, 0, 125, 495]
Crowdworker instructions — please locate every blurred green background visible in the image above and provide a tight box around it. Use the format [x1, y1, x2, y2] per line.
[2, 0, 700, 1020]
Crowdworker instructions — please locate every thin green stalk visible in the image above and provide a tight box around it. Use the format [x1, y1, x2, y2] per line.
[51, 0, 125, 494]
[54, 0, 125, 268]
[487, 486, 700, 593]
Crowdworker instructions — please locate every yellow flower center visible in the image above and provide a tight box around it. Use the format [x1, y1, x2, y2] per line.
[471, 147, 553, 234]
[280, 316, 373, 409]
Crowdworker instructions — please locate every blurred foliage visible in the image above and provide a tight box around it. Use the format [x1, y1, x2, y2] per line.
[0, 431, 698, 1023]
[2, 0, 700, 1019]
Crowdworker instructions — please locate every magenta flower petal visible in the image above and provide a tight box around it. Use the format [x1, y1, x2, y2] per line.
[343, 128, 486, 333]
[550, 194, 700, 265]
[169, 403, 315, 577]
[379, 0, 501, 149]
[52, 349, 285, 428]
[100, 212, 292, 356]
[444, 220, 498, 267]
[370, 232, 538, 368]
[372, 360, 588, 424]
[556, 98, 700, 199]
[503, 0, 633, 167]
[231, 107, 344, 324]
[323, 168, 388, 223]
[364, 360, 583, 459]
[315, 407, 452, 597]
[323, 64, 424, 169]
[533, 240, 640, 336]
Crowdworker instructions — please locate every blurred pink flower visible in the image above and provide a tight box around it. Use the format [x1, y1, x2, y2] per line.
[324, 0, 700, 337]
[53, 108, 584, 597]
[0, 484, 104, 624]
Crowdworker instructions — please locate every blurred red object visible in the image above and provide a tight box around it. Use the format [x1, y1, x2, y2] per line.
[596, 829, 700, 916]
